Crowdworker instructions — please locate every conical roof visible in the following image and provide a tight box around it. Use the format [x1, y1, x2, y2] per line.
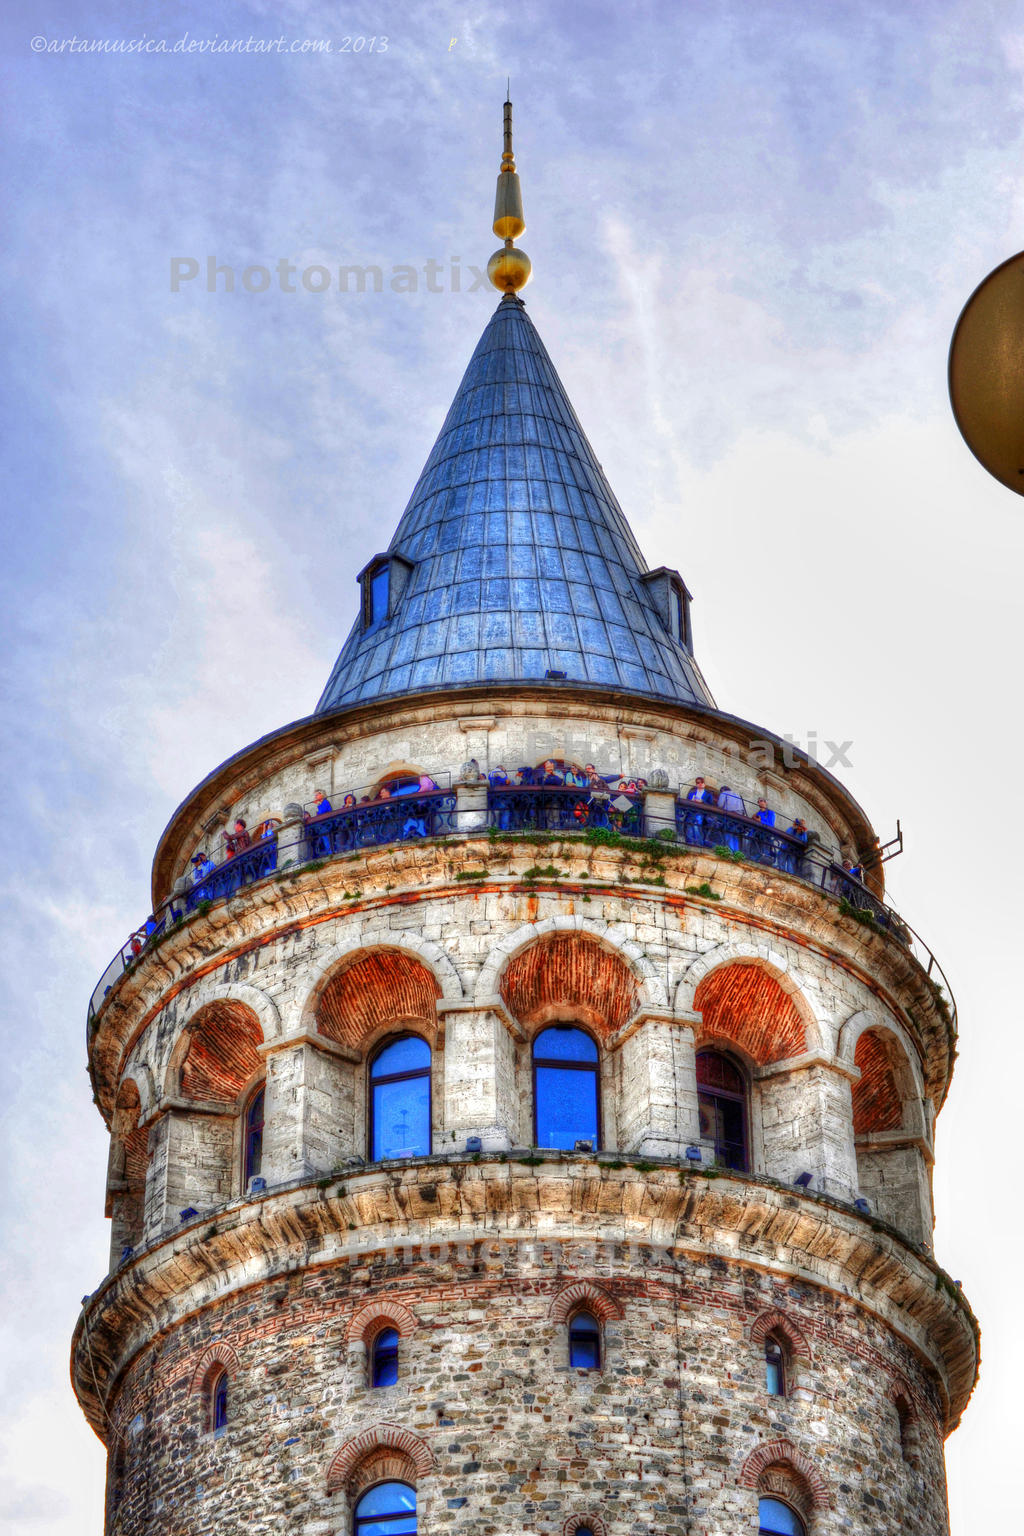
[316, 294, 715, 714]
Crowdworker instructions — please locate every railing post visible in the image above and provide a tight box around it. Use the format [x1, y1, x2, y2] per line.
[275, 802, 308, 872]
[455, 760, 488, 833]
[642, 788, 677, 840]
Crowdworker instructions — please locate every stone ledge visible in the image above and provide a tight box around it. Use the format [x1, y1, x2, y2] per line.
[72, 1156, 978, 1444]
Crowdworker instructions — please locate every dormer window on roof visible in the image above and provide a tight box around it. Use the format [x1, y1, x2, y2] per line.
[358, 553, 415, 633]
[639, 567, 694, 655]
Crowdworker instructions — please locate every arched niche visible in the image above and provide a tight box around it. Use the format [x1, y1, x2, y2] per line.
[851, 1026, 932, 1244]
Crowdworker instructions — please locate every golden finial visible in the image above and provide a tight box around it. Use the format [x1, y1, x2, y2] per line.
[488, 93, 532, 295]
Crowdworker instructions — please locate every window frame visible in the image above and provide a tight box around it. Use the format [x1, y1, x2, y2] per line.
[368, 1033, 432, 1163]
[764, 1333, 787, 1397]
[758, 1495, 806, 1536]
[210, 1367, 229, 1434]
[353, 1479, 417, 1534]
[242, 1081, 265, 1189]
[568, 1309, 602, 1371]
[696, 1047, 749, 1171]
[370, 1325, 400, 1388]
[531, 1023, 601, 1151]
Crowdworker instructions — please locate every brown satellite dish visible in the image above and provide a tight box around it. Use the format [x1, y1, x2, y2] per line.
[949, 249, 1024, 494]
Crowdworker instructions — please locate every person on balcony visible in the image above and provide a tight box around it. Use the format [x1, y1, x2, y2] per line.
[190, 851, 215, 882]
[682, 776, 714, 845]
[564, 763, 587, 787]
[313, 789, 332, 816]
[541, 760, 564, 786]
[753, 797, 776, 827]
[488, 765, 509, 786]
[417, 773, 438, 792]
[786, 817, 809, 842]
[342, 793, 356, 809]
[716, 785, 744, 852]
[258, 819, 277, 840]
[222, 819, 251, 857]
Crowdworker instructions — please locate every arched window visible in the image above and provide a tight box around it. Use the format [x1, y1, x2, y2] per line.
[243, 1083, 264, 1187]
[759, 1497, 805, 1536]
[210, 1368, 228, 1432]
[354, 1480, 416, 1534]
[568, 1310, 601, 1370]
[371, 1326, 399, 1388]
[370, 1036, 431, 1161]
[533, 1025, 599, 1150]
[696, 1049, 748, 1170]
[765, 1333, 787, 1396]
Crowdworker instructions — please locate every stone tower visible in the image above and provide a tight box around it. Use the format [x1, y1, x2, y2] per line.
[74, 105, 977, 1536]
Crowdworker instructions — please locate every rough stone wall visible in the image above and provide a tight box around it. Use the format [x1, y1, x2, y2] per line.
[104, 1238, 949, 1536]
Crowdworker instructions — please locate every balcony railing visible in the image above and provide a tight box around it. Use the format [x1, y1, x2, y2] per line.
[488, 785, 641, 836]
[88, 787, 955, 1039]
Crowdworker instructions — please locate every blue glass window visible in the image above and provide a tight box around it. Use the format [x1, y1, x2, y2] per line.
[371, 1327, 399, 1388]
[370, 1036, 431, 1161]
[533, 1026, 599, 1150]
[244, 1085, 264, 1186]
[765, 1336, 786, 1397]
[568, 1311, 601, 1370]
[354, 1481, 416, 1534]
[369, 565, 390, 626]
[759, 1498, 805, 1536]
[211, 1369, 228, 1432]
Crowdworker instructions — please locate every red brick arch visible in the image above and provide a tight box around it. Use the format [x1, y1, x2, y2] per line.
[739, 1439, 831, 1509]
[852, 1030, 904, 1134]
[188, 1342, 240, 1398]
[750, 1310, 812, 1363]
[501, 933, 639, 1037]
[693, 963, 806, 1065]
[316, 950, 441, 1051]
[563, 1516, 607, 1536]
[549, 1280, 623, 1325]
[177, 1001, 263, 1104]
[326, 1423, 434, 1493]
[346, 1299, 418, 1345]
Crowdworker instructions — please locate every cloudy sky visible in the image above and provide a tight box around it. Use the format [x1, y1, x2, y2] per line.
[3, 0, 1022, 1529]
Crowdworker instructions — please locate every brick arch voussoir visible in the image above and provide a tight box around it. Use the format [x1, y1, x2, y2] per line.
[346, 1299, 418, 1345]
[326, 1423, 434, 1493]
[474, 918, 667, 1012]
[678, 945, 824, 1050]
[838, 1009, 925, 1098]
[188, 1342, 240, 1398]
[298, 932, 464, 1032]
[549, 1280, 623, 1325]
[750, 1309, 812, 1363]
[738, 1440, 831, 1509]
[162, 985, 277, 1099]
[562, 1516, 607, 1536]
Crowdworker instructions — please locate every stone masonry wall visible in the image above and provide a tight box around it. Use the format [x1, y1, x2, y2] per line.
[105, 1236, 949, 1536]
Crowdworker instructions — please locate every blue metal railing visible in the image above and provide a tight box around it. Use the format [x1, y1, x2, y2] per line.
[88, 787, 955, 1040]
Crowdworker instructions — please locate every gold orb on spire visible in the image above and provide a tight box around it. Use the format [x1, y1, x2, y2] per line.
[488, 95, 531, 294]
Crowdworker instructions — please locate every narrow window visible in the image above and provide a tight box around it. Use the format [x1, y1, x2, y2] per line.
[371, 1326, 399, 1388]
[765, 1334, 786, 1396]
[759, 1497, 805, 1536]
[364, 563, 390, 628]
[354, 1480, 416, 1534]
[369, 1036, 431, 1161]
[533, 1025, 599, 1150]
[210, 1368, 228, 1432]
[243, 1084, 264, 1186]
[568, 1310, 601, 1370]
[696, 1049, 748, 1170]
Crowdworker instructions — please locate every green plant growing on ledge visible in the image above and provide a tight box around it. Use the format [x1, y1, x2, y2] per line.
[685, 882, 722, 901]
[712, 844, 744, 863]
[523, 865, 563, 881]
[654, 827, 677, 842]
[839, 897, 878, 928]
[454, 870, 488, 881]
[197, 900, 212, 917]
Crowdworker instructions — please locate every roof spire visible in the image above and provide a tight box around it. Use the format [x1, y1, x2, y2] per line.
[488, 93, 532, 295]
